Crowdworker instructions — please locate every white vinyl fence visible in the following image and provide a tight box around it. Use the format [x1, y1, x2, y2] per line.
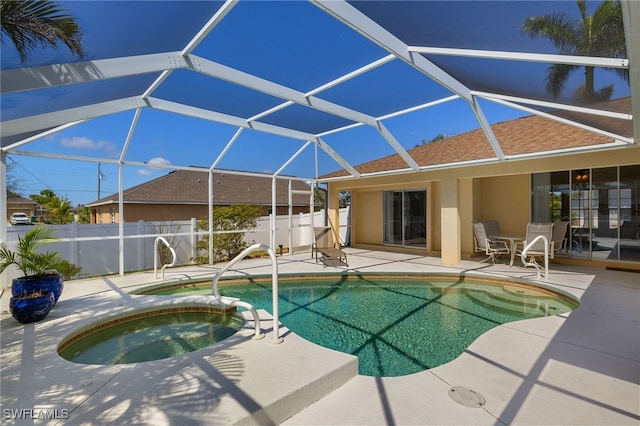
[1, 207, 350, 285]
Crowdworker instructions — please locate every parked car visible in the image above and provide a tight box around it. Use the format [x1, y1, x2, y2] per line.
[10, 213, 31, 226]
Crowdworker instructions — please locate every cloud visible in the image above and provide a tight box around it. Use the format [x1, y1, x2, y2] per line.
[60, 136, 119, 158]
[137, 157, 171, 176]
[61, 136, 114, 151]
[147, 157, 172, 168]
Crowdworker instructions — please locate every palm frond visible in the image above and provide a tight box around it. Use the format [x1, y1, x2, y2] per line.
[0, 0, 84, 63]
[17, 226, 58, 253]
[590, 0, 626, 57]
[521, 13, 579, 53]
[0, 247, 19, 274]
[1, 227, 61, 276]
[546, 63, 578, 99]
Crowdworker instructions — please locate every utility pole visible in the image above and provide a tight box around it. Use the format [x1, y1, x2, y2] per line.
[97, 163, 106, 199]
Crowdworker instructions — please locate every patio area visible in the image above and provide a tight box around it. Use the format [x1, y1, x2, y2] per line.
[1, 249, 638, 425]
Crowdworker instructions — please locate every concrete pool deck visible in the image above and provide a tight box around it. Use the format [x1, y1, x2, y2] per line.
[1, 249, 639, 425]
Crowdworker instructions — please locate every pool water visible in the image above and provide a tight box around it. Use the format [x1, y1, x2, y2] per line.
[59, 310, 244, 364]
[149, 275, 577, 376]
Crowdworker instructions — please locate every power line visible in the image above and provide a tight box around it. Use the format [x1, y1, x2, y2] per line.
[8, 157, 117, 192]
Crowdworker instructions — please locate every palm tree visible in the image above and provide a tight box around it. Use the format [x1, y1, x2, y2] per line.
[46, 197, 73, 224]
[0, 0, 84, 63]
[521, 0, 627, 102]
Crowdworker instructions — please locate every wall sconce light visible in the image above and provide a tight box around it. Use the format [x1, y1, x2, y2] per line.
[574, 170, 589, 182]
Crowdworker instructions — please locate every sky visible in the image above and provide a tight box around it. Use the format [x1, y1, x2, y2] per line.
[2, 1, 631, 207]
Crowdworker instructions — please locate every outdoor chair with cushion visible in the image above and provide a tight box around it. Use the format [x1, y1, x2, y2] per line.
[473, 222, 510, 263]
[312, 226, 348, 267]
[515, 223, 555, 265]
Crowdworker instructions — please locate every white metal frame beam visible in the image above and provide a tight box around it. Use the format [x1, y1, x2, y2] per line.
[1, 52, 189, 94]
[480, 96, 634, 144]
[1, 0, 636, 200]
[149, 97, 317, 141]
[2, 121, 85, 151]
[188, 54, 420, 170]
[1, 97, 146, 138]
[318, 139, 630, 185]
[152, 98, 360, 177]
[408, 46, 629, 68]
[312, 0, 505, 161]
[473, 91, 633, 120]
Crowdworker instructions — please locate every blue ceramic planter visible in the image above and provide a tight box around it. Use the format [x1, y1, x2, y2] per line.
[9, 291, 55, 324]
[12, 274, 64, 305]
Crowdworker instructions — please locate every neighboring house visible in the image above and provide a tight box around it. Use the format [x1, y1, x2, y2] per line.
[6, 191, 36, 223]
[85, 169, 313, 223]
[322, 97, 640, 268]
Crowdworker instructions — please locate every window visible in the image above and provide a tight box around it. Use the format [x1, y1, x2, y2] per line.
[531, 165, 640, 262]
[110, 208, 116, 223]
[383, 190, 426, 247]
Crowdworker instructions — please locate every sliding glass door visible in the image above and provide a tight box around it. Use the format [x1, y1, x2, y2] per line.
[531, 165, 640, 262]
[383, 190, 426, 247]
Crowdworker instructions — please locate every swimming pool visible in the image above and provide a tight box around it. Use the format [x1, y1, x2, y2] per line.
[136, 274, 578, 376]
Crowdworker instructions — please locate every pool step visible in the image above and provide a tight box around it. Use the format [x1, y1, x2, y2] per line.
[465, 288, 552, 316]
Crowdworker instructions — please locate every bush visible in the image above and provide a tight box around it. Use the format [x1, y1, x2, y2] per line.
[194, 204, 261, 263]
[54, 259, 82, 280]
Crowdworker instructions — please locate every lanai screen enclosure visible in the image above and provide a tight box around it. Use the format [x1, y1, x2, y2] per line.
[1, 1, 638, 274]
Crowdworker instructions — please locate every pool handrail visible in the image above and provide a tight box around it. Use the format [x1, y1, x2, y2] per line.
[154, 236, 177, 280]
[211, 243, 282, 344]
[520, 235, 549, 280]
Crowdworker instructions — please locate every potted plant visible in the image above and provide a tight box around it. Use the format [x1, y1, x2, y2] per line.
[0, 227, 67, 323]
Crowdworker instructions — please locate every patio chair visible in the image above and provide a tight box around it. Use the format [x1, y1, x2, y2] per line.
[481, 220, 500, 238]
[619, 221, 640, 240]
[312, 226, 348, 267]
[473, 222, 510, 263]
[550, 220, 570, 254]
[515, 223, 555, 265]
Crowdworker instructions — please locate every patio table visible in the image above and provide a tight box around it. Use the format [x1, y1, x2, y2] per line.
[491, 235, 524, 266]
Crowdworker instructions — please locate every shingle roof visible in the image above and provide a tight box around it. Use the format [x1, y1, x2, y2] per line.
[86, 170, 311, 206]
[7, 191, 36, 205]
[322, 97, 633, 179]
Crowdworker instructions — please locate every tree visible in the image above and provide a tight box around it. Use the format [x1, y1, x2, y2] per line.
[29, 189, 57, 206]
[29, 189, 73, 224]
[1, 0, 84, 63]
[76, 205, 91, 224]
[46, 196, 72, 224]
[6, 160, 22, 194]
[521, 0, 628, 102]
[415, 133, 447, 148]
[194, 204, 261, 263]
[339, 191, 351, 208]
[313, 186, 326, 212]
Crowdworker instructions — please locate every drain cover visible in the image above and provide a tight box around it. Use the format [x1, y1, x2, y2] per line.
[448, 387, 486, 408]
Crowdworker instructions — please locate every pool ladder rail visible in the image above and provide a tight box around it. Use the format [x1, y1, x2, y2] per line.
[211, 243, 283, 344]
[154, 236, 177, 280]
[520, 235, 550, 281]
